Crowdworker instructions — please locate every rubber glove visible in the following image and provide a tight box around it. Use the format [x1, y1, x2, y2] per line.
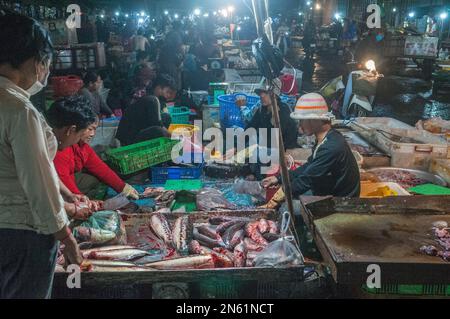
[121, 183, 139, 200]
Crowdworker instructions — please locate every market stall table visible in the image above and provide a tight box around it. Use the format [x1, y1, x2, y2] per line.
[299, 196, 450, 289]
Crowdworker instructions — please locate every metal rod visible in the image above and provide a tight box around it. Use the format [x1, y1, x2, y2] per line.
[269, 82, 297, 236]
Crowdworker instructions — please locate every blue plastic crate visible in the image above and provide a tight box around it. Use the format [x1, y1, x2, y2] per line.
[218, 93, 260, 128]
[150, 163, 204, 184]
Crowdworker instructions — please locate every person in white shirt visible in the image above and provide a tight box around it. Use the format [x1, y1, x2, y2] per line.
[0, 11, 82, 298]
[132, 28, 150, 52]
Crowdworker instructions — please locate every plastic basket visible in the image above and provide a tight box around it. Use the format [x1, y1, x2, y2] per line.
[150, 163, 204, 184]
[105, 137, 178, 175]
[51, 75, 83, 98]
[164, 179, 203, 191]
[218, 93, 260, 128]
[168, 106, 190, 124]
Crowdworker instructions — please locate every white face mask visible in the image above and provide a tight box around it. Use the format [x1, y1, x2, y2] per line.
[27, 61, 50, 96]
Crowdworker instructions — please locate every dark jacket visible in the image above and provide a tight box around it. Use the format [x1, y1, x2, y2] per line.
[116, 95, 163, 146]
[281, 129, 360, 197]
[246, 98, 298, 150]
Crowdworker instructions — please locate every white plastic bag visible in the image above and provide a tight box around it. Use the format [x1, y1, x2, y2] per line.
[253, 212, 304, 268]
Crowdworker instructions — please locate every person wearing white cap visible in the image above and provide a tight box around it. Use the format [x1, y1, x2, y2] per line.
[262, 93, 360, 198]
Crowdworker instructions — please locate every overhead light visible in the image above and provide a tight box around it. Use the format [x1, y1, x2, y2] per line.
[315, 3, 321, 10]
[115, 12, 120, 16]
[140, 11, 145, 17]
[194, 8, 201, 16]
[228, 6, 235, 13]
[125, 13, 129, 18]
[365, 60, 376, 72]
[392, 8, 397, 12]
[213, 11, 217, 16]
[298, 12, 303, 16]
[203, 13, 209, 17]
[306, 1, 311, 5]
[152, 19, 155, 22]
[164, 10, 169, 15]
[100, 14, 105, 18]
[408, 12, 415, 18]
[174, 13, 179, 19]
[440, 12, 448, 20]
[222, 9, 228, 17]
[138, 18, 144, 23]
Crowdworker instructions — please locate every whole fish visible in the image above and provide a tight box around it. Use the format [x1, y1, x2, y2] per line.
[81, 245, 136, 259]
[268, 220, 278, 234]
[88, 265, 152, 272]
[233, 242, 247, 268]
[84, 260, 137, 268]
[193, 228, 224, 248]
[75, 227, 116, 244]
[172, 216, 191, 255]
[246, 222, 269, 246]
[196, 225, 218, 239]
[150, 212, 173, 247]
[222, 222, 246, 247]
[216, 220, 241, 235]
[244, 237, 265, 252]
[142, 187, 165, 198]
[86, 248, 149, 261]
[258, 219, 269, 234]
[229, 229, 245, 249]
[145, 255, 215, 270]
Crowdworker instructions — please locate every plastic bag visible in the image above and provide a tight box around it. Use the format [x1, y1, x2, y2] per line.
[196, 188, 237, 211]
[73, 210, 127, 246]
[228, 179, 266, 206]
[253, 212, 304, 268]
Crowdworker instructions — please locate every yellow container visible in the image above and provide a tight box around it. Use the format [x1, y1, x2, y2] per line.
[168, 124, 200, 137]
[360, 182, 410, 198]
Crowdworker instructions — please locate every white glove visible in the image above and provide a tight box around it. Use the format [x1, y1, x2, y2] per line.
[121, 184, 139, 200]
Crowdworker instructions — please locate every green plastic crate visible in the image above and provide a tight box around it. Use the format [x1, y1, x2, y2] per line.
[106, 138, 178, 175]
[164, 179, 203, 191]
[168, 106, 190, 124]
[363, 284, 450, 296]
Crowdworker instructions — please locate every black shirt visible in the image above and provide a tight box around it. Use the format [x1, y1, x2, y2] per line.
[246, 98, 298, 150]
[283, 129, 360, 197]
[116, 95, 162, 146]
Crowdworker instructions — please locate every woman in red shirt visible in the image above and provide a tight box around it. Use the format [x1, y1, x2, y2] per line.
[54, 119, 139, 200]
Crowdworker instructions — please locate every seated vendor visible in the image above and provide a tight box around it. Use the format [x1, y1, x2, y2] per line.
[54, 117, 139, 200]
[262, 93, 360, 198]
[116, 95, 170, 146]
[246, 78, 298, 150]
[79, 71, 113, 117]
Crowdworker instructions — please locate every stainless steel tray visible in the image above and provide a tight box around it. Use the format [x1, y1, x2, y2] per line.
[366, 167, 447, 187]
